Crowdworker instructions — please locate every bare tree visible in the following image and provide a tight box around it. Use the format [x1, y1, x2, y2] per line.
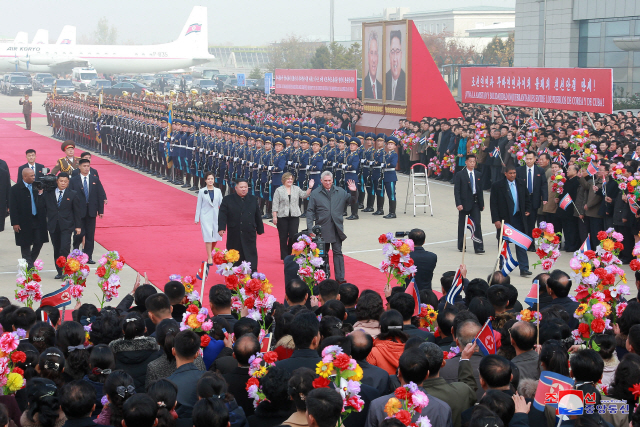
[267, 35, 321, 72]
[94, 17, 117, 45]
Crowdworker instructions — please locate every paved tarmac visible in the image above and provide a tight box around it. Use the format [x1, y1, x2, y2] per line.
[0, 91, 633, 309]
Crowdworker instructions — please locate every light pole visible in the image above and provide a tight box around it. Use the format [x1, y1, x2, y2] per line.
[330, 0, 335, 43]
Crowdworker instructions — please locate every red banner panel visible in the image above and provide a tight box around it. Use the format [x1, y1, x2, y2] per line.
[275, 68, 357, 98]
[460, 67, 613, 114]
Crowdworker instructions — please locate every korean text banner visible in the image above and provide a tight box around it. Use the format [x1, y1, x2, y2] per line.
[460, 67, 613, 114]
[275, 69, 357, 99]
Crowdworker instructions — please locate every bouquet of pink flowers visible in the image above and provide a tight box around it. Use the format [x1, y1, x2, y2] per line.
[509, 136, 529, 166]
[292, 234, 326, 295]
[383, 382, 431, 427]
[427, 156, 441, 176]
[56, 249, 90, 301]
[531, 221, 562, 271]
[15, 259, 43, 308]
[378, 233, 416, 287]
[440, 155, 455, 173]
[95, 251, 125, 308]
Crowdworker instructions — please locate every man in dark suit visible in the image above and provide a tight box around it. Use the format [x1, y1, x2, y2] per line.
[218, 178, 264, 271]
[9, 168, 48, 267]
[350, 330, 389, 395]
[385, 30, 406, 101]
[558, 164, 581, 252]
[274, 311, 321, 374]
[401, 228, 437, 290]
[454, 155, 485, 254]
[364, 29, 382, 100]
[71, 152, 100, 178]
[490, 165, 532, 276]
[222, 334, 259, 416]
[44, 173, 82, 279]
[17, 149, 46, 182]
[0, 158, 9, 232]
[516, 152, 548, 249]
[69, 158, 106, 263]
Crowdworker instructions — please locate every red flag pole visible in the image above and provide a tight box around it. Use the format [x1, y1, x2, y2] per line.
[492, 220, 505, 273]
[461, 215, 468, 265]
[200, 264, 208, 306]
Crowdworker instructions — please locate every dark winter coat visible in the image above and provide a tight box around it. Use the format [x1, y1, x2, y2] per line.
[108, 336, 161, 393]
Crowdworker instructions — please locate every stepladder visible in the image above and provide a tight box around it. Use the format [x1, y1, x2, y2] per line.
[404, 163, 433, 217]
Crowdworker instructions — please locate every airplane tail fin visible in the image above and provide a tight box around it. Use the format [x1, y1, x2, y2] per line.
[14, 32, 28, 44]
[32, 29, 49, 44]
[175, 6, 209, 54]
[56, 25, 76, 45]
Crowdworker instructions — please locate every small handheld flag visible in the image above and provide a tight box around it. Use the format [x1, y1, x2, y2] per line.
[633, 152, 640, 161]
[41, 284, 72, 309]
[524, 280, 539, 308]
[502, 223, 533, 250]
[406, 279, 421, 317]
[490, 146, 500, 158]
[41, 311, 51, 325]
[473, 319, 496, 356]
[466, 217, 482, 244]
[630, 200, 639, 215]
[578, 235, 591, 253]
[586, 160, 598, 176]
[559, 193, 573, 210]
[527, 117, 539, 130]
[196, 262, 209, 281]
[445, 269, 463, 305]
[533, 371, 575, 411]
[558, 153, 567, 168]
[499, 241, 519, 276]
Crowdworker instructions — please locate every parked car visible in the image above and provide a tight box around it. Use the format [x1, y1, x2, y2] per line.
[244, 79, 257, 89]
[87, 79, 112, 95]
[54, 79, 75, 96]
[191, 79, 218, 94]
[223, 78, 238, 91]
[33, 73, 53, 90]
[39, 77, 55, 93]
[5, 75, 33, 96]
[1, 73, 23, 94]
[101, 81, 149, 96]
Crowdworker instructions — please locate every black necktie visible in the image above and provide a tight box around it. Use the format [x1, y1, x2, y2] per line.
[57, 191, 63, 207]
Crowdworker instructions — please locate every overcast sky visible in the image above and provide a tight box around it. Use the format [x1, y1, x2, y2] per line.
[1, 0, 515, 46]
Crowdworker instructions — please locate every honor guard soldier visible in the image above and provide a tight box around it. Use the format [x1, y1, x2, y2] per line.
[297, 136, 311, 217]
[355, 132, 367, 209]
[183, 121, 196, 190]
[51, 141, 81, 175]
[335, 136, 347, 190]
[260, 137, 274, 218]
[215, 127, 227, 195]
[362, 133, 376, 212]
[251, 135, 264, 200]
[308, 138, 324, 191]
[271, 137, 287, 197]
[382, 136, 399, 219]
[345, 137, 361, 220]
[324, 133, 337, 174]
[371, 133, 387, 216]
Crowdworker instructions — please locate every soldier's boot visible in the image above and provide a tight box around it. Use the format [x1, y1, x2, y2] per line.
[262, 201, 273, 219]
[372, 196, 384, 216]
[363, 191, 375, 212]
[182, 173, 192, 188]
[299, 199, 308, 218]
[358, 189, 365, 209]
[383, 201, 397, 219]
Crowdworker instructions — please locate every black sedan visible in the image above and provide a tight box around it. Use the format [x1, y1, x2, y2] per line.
[101, 82, 149, 96]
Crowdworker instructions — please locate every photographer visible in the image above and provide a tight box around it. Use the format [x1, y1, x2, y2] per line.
[9, 168, 48, 268]
[306, 171, 357, 283]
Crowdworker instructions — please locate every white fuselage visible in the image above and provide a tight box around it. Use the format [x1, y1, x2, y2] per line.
[0, 41, 213, 74]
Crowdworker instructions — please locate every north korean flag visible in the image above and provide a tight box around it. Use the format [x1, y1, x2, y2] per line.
[405, 279, 421, 317]
[559, 193, 573, 211]
[502, 223, 533, 250]
[586, 160, 598, 176]
[196, 262, 209, 281]
[41, 284, 72, 309]
[473, 319, 496, 356]
[630, 200, 639, 215]
[524, 280, 539, 308]
[533, 371, 575, 411]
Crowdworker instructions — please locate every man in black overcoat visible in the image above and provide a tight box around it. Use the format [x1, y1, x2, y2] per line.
[0, 158, 9, 232]
[9, 168, 48, 267]
[218, 178, 264, 271]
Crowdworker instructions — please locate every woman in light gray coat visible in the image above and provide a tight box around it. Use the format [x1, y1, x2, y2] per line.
[272, 172, 313, 260]
[195, 172, 223, 264]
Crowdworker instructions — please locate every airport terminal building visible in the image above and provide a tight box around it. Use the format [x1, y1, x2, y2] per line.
[515, 0, 640, 96]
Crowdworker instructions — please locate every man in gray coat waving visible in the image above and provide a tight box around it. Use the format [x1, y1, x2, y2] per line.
[307, 171, 358, 283]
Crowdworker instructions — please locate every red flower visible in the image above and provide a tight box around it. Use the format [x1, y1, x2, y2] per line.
[591, 319, 605, 334]
[575, 286, 589, 301]
[378, 234, 388, 244]
[96, 266, 106, 278]
[631, 260, 640, 271]
[263, 351, 278, 364]
[31, 273, 41, 282]
[536, 248, 547, 258]
[594, 268, 607, 279]
[578, 323, 590, 338]
[224, 274, 239, 290]
[244, 296, 255, 309]
[584, 250, 597, 260]
[602, 273, 616, 286]
[532, 228, 542, 238]
[553, 235, 561, 244]
[64, 265, 74, 275]
[186, 304, 200, 314]
[313, 377, 330, 389]
[597, 231, 608, 241]
[213, 251, 226, 265]
[118, 256, 125, 265]
[395, 410, 412, 426]
[405, 258, 414, 267]
[11, 351, 26, 364]
[390, 254, 401, 265]
[246, 279, 262, 294]
[56, 256, 67, 268]
[603, 290, 612, 302]
[346, 395, 364, 411]
[11, 367, 24, 376]
[629, 383, 640, 399]
[200, 335, 211, 348]
[601, 252, 613, 263]
[614, 242, 624, 251]
[333, 353, 351, 370]
[246, 377, 260, 390]
[394, 387, 409, 400]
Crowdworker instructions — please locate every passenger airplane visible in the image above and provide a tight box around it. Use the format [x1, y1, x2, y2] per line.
[0, 6, 214, 74]
[32, 30, 48, 44]
[13, 32, 28, 44]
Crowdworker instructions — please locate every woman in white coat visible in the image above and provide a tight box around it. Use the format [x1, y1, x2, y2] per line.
[195, 172, 223, 264]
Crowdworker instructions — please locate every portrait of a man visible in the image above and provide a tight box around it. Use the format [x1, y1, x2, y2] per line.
[385, 29, 406, 101]
[364, 28, 382, 100]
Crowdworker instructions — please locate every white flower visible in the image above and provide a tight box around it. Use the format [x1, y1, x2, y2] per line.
[17, 259, 28, 271]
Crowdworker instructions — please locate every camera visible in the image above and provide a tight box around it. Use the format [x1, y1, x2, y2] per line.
[304, 226, 331, 278]
[395, 231, 411, 238]
[33, 175, 57, 192]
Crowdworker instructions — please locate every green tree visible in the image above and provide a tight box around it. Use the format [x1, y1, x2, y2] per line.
[249, 67, 263, 79]
[310, 45, 331, 69]
[94, 17, 117, 45]
[420, 32, 480, 67]
[310, 42, 362, 75]
[482, 35, 514, 66]
[267, 35, 320, 71]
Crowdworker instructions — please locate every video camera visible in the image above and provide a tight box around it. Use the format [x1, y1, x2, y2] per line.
[303, 225, 331, 278]
[395, 231, 411, 238]
[33, 175, 58, 192]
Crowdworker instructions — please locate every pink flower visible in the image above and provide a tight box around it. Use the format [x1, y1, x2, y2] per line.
[545, 223, 555, 233]
[314, 270, 326, 282]
[569, 258, 582, 270]
[196, 313, 207, 323]
[0, 332, 19, 353]
[69, 285, 84, 299]
[612, 232, 624, 242]
[298, 266, 313, 277]
[201, 320, 213, 332]
[309, 242, 317, 250]
[542, 259, 554, 270]
[15, 290, 28, 302]
[591, 303, 606, 319]
[116, 262, 124, 270]
[33, 259, 44, 271]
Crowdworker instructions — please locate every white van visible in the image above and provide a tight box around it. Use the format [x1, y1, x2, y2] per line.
[71, 67, 98, 90]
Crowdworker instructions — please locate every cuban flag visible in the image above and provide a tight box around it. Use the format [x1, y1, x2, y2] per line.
[41, 284, 72, 309]
[559, 193, 573, 210]
[445, 269, 463, 305]
[185, 23, 202, 35]
[557, 153, 567, 168]
[490, 146, 500, 158]
[633, 152, 640, 161]
[533, 371, 575, 411]
[586, 160, 598, 176]
[524, 280, 539, 308]
[502, 223, 533, 250]
[466, 216, 482, 243]
[578, 235, 591, 253]
[406, 279, 421, 317]
[196, 261, 209, 281]
[41, 311, 51, 325]
[473, 319, 496, 356]
[499, 240, 519, 276]
[418, 135, 427, 146]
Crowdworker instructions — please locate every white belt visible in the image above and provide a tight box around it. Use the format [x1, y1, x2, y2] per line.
[373, 166, 382, 169]
[384, 168, 395, 172]
[309, 171, 321, 174]
[186, 147, 196, 151]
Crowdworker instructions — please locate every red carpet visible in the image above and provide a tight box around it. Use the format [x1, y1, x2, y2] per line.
[0, 118, 387, 304]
